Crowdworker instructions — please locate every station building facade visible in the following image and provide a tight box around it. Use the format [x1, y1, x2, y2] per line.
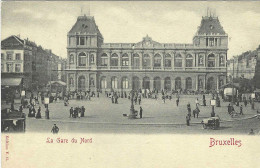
[66, 15, 228, 92]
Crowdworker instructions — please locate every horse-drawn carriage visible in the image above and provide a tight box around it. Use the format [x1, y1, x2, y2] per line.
[201, 117, 220, 129]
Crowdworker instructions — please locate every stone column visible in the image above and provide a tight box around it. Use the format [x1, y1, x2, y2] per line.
[150, 78, 154, 90]
[140, 52, 143, 70]
[66, 73, 70, 91]
[183, 53, 186, 69]
[195, 75, 198, 91]
[75, 73, 77, 91]
[172, 52, 175, 70]
[161, 78, 164, 90]
[182, 78, 186, 90]
[129, 52, 132, 69]
[172, 79, 175, 90]
[140, 78, 143, 89]
[204, 75, 207, 90]
[108, 52, 111, 69]
[162, 52, 164, 70]
[216, 75, 219, 90]
[151, 52, 154, 69]
[118, 52, 122, 69]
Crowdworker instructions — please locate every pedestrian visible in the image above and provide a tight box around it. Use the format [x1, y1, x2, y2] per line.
[45, 107, 50, 119]
[240, 105, 243, 115]
[251, 100, 255, 110]
[244, 99, 247, 107]
[78, 108, 81, 118]
[32, 106, 36, 117]
[162, 95, 165, 103]
[186, 115, 190, 126]
[138, 96, 141, 105]
[81, 106, 85, 117]
[70, 107, 73, 118]
[248, 129, 255, 135]
[51, 124, 59, 134]
[139, 106, 143, 119]
[36, 107, 42, 119]
[112, 95, 114, 104]
[228, 104, 231, 115]
[11, 102, 14, 111]
[187, 103, 191, 118]
[176, 98, 179, 106]
[195, 98, 199, 107]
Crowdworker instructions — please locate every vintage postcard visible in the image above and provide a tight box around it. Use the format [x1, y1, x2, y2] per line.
[1, 1, 260, 168]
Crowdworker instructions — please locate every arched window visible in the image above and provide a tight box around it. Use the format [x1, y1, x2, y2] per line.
[111, 77, 118, 89]
[186, 54, 193, 67]
[111, 53, 118, 66]
[101, 53, 108, 66]
[78, 52, 86, 66]
[122, 77, 129, 89]
[143, 77, 150, 89]
[207, 77, 215, 90]
[133, 53, 140, 69]
[154, 77, 161, 90]
[132, 76, 140, 91]
[208, 54, 215, 67]
[174, 54, 182, 67]
[69, 54, 74, 64]
[122, 53, 129, 66]
[165, 54, 172, 68]
[186, 77, 192, 90]
[164, 77, 171, 90]
[154, 54, 161, 68]
[143, 54, 151, 68]
[78, 76, 85, 91]
[100, 77, 107, 89]
[219, 54, 225, 67]
[175, 77, 181, 90]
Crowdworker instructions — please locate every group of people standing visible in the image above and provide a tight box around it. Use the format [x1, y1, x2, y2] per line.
[69, 106, 85, 118]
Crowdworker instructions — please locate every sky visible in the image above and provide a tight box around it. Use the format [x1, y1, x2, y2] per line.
[1, 1, 260, 59]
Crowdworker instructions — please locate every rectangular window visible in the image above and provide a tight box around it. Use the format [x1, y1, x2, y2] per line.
[154, 59, 161, 67]
[101, 58, 108, 66]
[186, 60, 193, 67]
[79, 57, 86, 66]
[209, 38, 214, 46]
[7, 63, 12, 72]
[165, 59, 171, 67]
[1, 53, 4, 60]
[206, 38, 208, 46]
[86, 37, 88, 46]
[215, 38, 217, 46]
[90, 55, 95, 64]
[175, 60, 182, 67]
[80, 37, 85, 45]
[122, 59, 129, 66]
[15, 64, 21, 72]
[7, 53, 12, 60]
[15, 53, 21, 60]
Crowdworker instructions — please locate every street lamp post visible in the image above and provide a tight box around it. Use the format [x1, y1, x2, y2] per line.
[232, 57, 235, 105]
[128, 44, 136, 119]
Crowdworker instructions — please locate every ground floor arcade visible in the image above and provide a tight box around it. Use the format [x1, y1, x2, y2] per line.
[67, 71, 226, 92]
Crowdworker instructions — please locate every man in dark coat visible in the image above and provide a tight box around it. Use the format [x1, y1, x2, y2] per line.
[51, 124, 59, 134]
[70, 107, 73, 118]
[186, 115, 190, 126]
[187, 103, 191, 119]
[139, 107, 143, 119]
[240, 105, 243, 115]
[176, 98, 179, 107]
[81, 106, 85, 117]
[45, 107, 50, 119]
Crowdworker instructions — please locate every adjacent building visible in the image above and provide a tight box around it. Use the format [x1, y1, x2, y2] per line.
[1, 35, 66, 98]
[227, 48, 259, 80]
[66, 14, 228, 92]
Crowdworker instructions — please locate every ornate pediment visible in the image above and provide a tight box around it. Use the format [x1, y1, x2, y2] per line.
[136, 35, 161, 47]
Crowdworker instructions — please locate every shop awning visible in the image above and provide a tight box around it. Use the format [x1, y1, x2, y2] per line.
[48, 81, 66, 86]
[1, 78, 22, 86]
